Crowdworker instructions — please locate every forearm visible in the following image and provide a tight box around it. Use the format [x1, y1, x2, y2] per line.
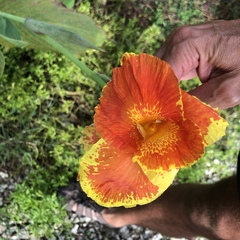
[188, 175, 240, 239]
[103, 175, 240, 239]
[145, 175, 240, 240]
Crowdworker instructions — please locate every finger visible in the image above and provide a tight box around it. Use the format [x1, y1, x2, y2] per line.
[156, 43, 200, 81]
[188, 76, 240, 110]
[155, 48, 198, 81]
[155, 46, 166, 59]
[163, 53, 198, 81]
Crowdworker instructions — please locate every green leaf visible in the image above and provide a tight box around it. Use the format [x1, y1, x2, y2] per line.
[0, 16, 21, 39]
[0, 0, 106, 54]
[0, 50, 5, 78]
[25, 18, 103, 51]
[0, 17, 6, 35]
[0, 17, 27, 47]
[2, 17, 21, 40]
[0, 34, 28, 48]
[60, 0, 75, 9]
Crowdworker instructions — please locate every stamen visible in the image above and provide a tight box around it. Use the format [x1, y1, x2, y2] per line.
[137, 120, 162, 140]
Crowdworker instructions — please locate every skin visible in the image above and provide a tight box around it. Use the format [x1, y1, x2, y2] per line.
[101, 19, 240, 240]
[156, 19, 240, 110]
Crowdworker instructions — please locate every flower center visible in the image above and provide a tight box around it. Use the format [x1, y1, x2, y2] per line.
[137, 120, 162, 140]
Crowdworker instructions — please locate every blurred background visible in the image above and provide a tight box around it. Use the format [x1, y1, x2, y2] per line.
[0, 0, 240, 239]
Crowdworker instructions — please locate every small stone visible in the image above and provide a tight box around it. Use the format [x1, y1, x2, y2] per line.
[71, 224, 79, 235]
[0, 172, 9, 179]
[0, 224, 6, 235]
[214, 159, 220, 164]
[11, 236, 18, 240]
[0, 184, 8, 190]
[151, 233, 163, 240]
[73, 217, 81, 224]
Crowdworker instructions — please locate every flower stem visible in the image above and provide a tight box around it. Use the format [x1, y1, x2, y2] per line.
[0, 11, 25, 24]
[42, 35, 106, 87]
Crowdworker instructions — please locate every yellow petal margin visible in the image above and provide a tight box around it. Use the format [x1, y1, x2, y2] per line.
[181, 90, 228, 146]
[204, 117, 228, 146]
[80, 125, 101, 152]
[79, 138, 178, 208]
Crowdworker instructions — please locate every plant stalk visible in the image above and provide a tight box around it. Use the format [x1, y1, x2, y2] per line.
[42, 35, 106, 88]
[0, 11, 25, 24]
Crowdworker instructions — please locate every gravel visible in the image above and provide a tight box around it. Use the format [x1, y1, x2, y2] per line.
[0, 170, 171, 240]
[1, 160, 234, 240]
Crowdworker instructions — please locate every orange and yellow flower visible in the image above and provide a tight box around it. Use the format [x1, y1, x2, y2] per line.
[78, 53, 228, 208]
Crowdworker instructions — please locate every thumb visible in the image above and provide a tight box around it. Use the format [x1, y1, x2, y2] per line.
[188, 75, 240, 110]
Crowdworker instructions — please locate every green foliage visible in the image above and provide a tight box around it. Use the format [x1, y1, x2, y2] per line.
[5, 181, 72, 239]
[0, 17, 21, 40]
[25, 18, 103, 52]
[61, 0, 75, 9]
[0, 0, 106, 53]
[1, 0, 240, 238]
[180, 77, 201, 92]
[0, 47, 99, 237]
[0, 50, 4, 78]
[0, 16, 28, 48]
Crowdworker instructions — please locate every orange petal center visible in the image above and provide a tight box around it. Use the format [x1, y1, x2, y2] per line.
[137, 120, 162, 140]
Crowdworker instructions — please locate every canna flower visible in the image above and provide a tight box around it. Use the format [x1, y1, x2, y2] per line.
[78, 53, 228, 208]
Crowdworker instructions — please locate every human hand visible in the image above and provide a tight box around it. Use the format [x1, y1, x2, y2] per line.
[156, 19, 240, 109]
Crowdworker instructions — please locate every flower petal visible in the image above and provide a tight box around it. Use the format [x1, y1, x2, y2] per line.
[133, 119, 205, 171]
[80, 125, 101, 152]
[94, 53, 183, 152]
[79, 138, 177, 207]
[181, 90, 228, 146]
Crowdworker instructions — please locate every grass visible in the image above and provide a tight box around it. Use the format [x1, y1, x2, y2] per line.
[0, 0, 240, 238]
